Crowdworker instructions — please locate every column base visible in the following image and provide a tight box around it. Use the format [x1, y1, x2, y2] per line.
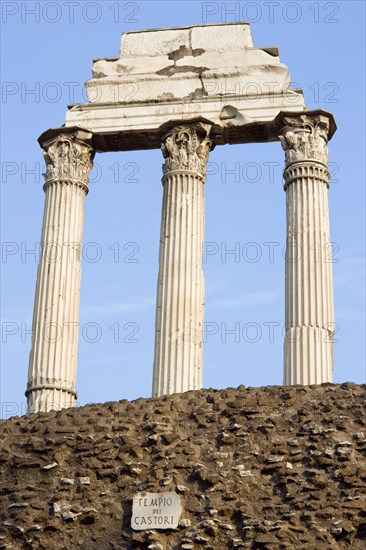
[26, 384, 77, 413]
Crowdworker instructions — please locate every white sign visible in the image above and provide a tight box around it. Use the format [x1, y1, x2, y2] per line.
[131, 492, 182, 530]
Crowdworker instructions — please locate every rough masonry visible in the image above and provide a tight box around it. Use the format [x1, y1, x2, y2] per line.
[1, 384, 365, 549]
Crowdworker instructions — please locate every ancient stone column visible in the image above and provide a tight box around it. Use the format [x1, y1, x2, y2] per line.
[26, 128, 94, 413]
[152, 122, 213, 397]
[280, 112, 335, 385]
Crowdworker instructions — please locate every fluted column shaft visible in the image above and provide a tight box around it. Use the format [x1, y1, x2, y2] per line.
[26, 128, 94, 412]
[152, 123, 213, 397]
[280, 113, 335, 385]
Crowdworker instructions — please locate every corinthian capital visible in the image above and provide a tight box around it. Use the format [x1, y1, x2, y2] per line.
[39, 128, 94, 188]
[161, 123, 213, 178]
[279, 113, 330, 166]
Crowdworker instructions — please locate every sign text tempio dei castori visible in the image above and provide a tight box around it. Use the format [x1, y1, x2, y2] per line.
[131, 492, 182, 530]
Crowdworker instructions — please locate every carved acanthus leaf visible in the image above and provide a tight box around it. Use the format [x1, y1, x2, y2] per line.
[161, 124, 213, 177]
[280, 114, 329, 166]
[44, 137, 94, 186]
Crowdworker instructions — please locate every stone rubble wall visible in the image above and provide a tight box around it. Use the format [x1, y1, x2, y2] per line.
[1, 383, 365, 549]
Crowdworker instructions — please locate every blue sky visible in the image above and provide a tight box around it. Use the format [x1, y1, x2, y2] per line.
[1, 1, 365, 418]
